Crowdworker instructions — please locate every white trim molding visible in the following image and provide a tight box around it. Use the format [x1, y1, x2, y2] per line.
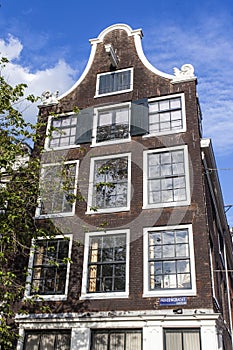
[143, 93, 186, 137]
[143, 145, 191, 209]
[86, 152, 131, 214]
[80, 229, 130, 300]
[58, 24, 196, 101]
[16, 310, 221, 350]
[143, 224, 197, 298]
[35, 160, 79, 219]
[91, 101, 131, 146]
[24, 234, 73, 301]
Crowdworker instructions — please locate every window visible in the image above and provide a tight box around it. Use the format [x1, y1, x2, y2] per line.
[25, 236, 72, 299]
[91, 329, 142, 350]
[23, 330, 71, 350]
[93, 103, 130, 145]
[36, 160, 79, 217]
[147, 94, 186, 136]
[95, 68, 133, 97]
[87, 153, 131, 214]
[45, 114, 78, 150]
[81, 230, 129, 299]
[143, 225, 196, 297]
[164, 329, 201, 350]
[143, 146, 190, 209]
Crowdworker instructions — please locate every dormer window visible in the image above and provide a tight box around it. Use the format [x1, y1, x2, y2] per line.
[95, 68, 133, 97]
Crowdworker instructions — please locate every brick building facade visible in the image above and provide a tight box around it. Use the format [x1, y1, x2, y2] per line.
[17, 24, 233, 349]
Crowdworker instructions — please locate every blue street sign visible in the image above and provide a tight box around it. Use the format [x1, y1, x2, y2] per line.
[159, 297, 187, 306]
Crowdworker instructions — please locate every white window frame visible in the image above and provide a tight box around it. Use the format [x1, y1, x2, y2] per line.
[35, 160, 79, 219]
[143, 145, 190, 209]
[44, 112, 79, 151]
[81, 229, 130, 300]
[143, 93, 186, 138]
[143, 224, 196, 297]
[95, 68, 133, 98]
[92, 102, 131, 147]
[24, 234, 73, 301]
[86, 153, 131, 214]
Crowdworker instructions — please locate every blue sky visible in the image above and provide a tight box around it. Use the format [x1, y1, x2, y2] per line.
[0, 0, 233, 225]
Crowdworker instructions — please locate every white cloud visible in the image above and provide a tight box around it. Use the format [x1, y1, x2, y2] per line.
[143, 18, 233, 156]
[0, 35, 78, 123]
[0, 34, 23, 60]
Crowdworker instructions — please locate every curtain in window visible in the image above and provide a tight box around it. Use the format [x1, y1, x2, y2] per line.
[56, 334, 71, 350]
[24, 332, 71, 350]
[91, 331, 141, 350]
[183, 332, 200, 350]
[166, 332, 182, 350]
[24, 334, 40, 350]
[92, 332, 108, 350]
[110, 333, 124, 350]
[165, 330, 200, 350]
[40, 334, 56, 350]
[126, 332, 142, 350]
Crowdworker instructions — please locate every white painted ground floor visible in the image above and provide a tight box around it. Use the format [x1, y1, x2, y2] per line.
[16, 309, 228, 350]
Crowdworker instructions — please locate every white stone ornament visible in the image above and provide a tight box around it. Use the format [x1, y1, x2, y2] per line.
[173, 64, 195, 80]
[41, 90, 59, 105]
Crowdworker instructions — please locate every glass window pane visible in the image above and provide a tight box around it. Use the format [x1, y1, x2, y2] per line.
[165, 331, 182, 350]
[40, 334, 55, 350]
[163, 245, 175, 258]
[160, 152, 171, 164]
[171, 110, 182, 120]
[178, 273, 191, 288]
[159, 100, 170, 111]
[57, 334, 71, 350]
[110, 333, 124, 350]
[160, 112, 170, 122]
[174, 188, 187, 201]
[183, 331, 201, 350]
[176, 243, 189, 257]
[172, 150, 184, 163]
[115, 108, 129, 124]
[163, 231, 175, 244]
[160, 122, 171, 131]
[148, 154, 160, 166]
[126, 332, 142, 350]
[170, 98, 181, 109]
[149, 114, 159, 123]
[176, 230, 188, 243]
[24, 334, 40, 350]
[149, 102, 159, 112]
[161, 164, 172, 176]
[163, 261, 176, 273]
[92, 333, 108, 350]
[164, 274, 177, 288]
[149, 191, 160, 203]
[99, 112, 112, 126]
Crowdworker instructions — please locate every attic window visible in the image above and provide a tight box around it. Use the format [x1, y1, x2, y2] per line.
[95, 68, 133, 97]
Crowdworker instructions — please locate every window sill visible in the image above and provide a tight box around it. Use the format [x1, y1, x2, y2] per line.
[35, 211, 75, 219]
[143, 289, 196, 298]
[94, 88, 133, 98]
[142, 200, 190, 210]
[86, 207, 130, 215]
[24, 294, 68, 301]
[91, 138, 131, 147]
[43, 145, 80, 152]
[142, 129, 186, 138]
[80, 292, 129, 300]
